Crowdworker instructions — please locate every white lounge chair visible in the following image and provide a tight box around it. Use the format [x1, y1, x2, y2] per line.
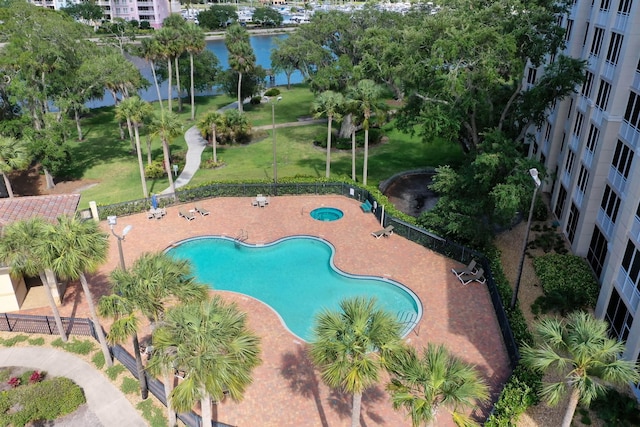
[457, 268, 486, 286]
[194, 204, 210, 216]
[371, 225, 394, 239]
[179, 210, 196, 221]
[451, 260, 478, 277]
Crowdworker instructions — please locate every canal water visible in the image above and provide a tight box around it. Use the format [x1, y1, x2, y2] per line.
[88, 34, 303, 108]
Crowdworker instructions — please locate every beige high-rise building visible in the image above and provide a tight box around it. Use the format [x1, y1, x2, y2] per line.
[529, 0, 639, 397]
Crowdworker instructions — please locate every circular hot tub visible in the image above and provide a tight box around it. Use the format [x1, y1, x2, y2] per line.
[310, 207, 344, 222]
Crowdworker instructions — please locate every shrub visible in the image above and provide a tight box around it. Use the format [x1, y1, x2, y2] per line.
[250, 96, 262, 105]
[2, 335, 28, 347]
[533, 253, 599, 314]
[137, 399, 168, 427]
[121, 377, 139, 395]
[106, 364, 126, 381]
[589, 387, 640, 426]
[263, 87, 281, 97]
[28, 371, 43, 384]
[7, 377, 20, 388]
[92, 351, 105, 370]
[51, 338, 95, 355]
[145, 160, 166, 179]
[485, 364, 542, 426]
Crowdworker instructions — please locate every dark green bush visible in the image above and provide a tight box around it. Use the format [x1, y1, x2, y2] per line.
[532, 194, 548, 222]
[485, 364, 542, 426]
[263, 88, 281, 97]
[589, 387, 640, 426]
[250, 96, 262, 105]
[145, 160, 166, 179]
[533, 253, 599, 314]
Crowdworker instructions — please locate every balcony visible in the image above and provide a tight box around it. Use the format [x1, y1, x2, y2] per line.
[582, 148, 594, 168]
[613, 12, 629, 32]
[596, 10, 609, 26]
[573, 188, 584, 208]
[633, 71, 640, 92]
[631, 215, 640, 245]
[592, 107, 604, 127]
[597, 207, 615, 239]
[619, 121, 640, 150]
[569, 134, 580, 151]
[587, 54, 598, 71]
[562, 170, 572, 188]
[578, 95, 590, 112]
[615, 267, 640, 314]
[542, 138, 551, 156]
[608, 166, 627, 195]
[602, 61, 616, 80]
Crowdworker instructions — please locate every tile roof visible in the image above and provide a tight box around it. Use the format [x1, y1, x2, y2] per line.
[0, 194, 81, 228]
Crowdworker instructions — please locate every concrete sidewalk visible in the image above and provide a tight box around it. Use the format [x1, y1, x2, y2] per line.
[0, 347, 146, 427]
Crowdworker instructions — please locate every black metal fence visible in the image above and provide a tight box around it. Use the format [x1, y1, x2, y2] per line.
[111, 345, 235, 427]
[0, 313, 97, 339]
[87, 181, 518, 368]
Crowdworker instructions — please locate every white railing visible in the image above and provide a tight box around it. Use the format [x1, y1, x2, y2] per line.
[616, 267, 640, 314]
[569, 134, 580, 151]
[597, 207, 615, 239]
[608, 166, 627, 195]
[582, 149, 594, 168]
[630, 215, 640, 244]
[603, 61, 616, 80]
[619, 121, 640, 149]
[596, 10, 609, 26]
[587, 54, 598, 71]
[613, 12, 629, 32]
[542, 138, 551, 156]
[592, 107, 604, 126]
[578, 95, 590, 112]
[633, 72, 640, 92]
[562, 170, 572, 188]
[573, 188, 584, 208]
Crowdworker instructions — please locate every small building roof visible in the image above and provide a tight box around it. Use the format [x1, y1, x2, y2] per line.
[0, 194, 81, 228]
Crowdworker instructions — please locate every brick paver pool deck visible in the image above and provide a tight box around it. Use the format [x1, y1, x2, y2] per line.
[19, 195, 511, 427]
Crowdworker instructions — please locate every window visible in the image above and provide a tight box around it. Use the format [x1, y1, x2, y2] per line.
[586, 124, 599, 153]
[622, 240, 640, 294]
[573, 112, 584, 137]
[527, 67, 537, 85]
[581, 72, 594, 98]
[605, 288, 633, 342]
[561, 132, 566, 152]
[624, 91, 640, 129]
[618, 0, 632, 14]
[567, 98, 574, 118]
[606, 32, 623, 65]
[567, 203, 580, 243]
[565, 19, 573, 42]
[577, 166, 589, 194]
[601, 185, 621, 222]
[595, 81, 612, 110]
[532, 141, 539, 156]
[587, 226, 608, 278]
[555, 186, 568, 219]
[565, 150, 576, 175]
[612, 140, 633, 178]
[590, 27, 605, 56]
[600, 0, 611, 10]
[583, 22, 590, 47]
[544, 123, 552, 141]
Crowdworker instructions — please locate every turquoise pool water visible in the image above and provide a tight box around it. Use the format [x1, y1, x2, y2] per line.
[310, 207, 344, 221]
[166, 236, 421, 341]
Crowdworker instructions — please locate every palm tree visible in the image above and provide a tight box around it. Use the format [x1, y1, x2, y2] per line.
[312, 91, 344, 178]
[348, 79, 385, 186]
[114, 97, 136, 154]
[225, 24, 256, 113]
[0, 218, 67, 341]
[386, 344, 489, 427]
[309, 297, 404, 427]
[182, 23, 205, 120]
[521, 311, 640, 427]
[0, 136, 30, 198]
[147, 296, 261, 427]
[44, 215, 113, 366]
[98, 252, 209, 401]
[116, 96, 153, 198]
[154, 27, 181, 112]
[150, 111, 182, 196]
[140, 38, 164, 113]
[197, 111, 225, 163]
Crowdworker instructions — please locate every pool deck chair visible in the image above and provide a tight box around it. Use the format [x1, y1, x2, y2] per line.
[371, 225, 394, 239]
[451, 259, 478, 277]
[194, 204, 210, 216]
[457, 268, 486, 286]
[360, 200, 373, 212]
[179, 210, 196, 221]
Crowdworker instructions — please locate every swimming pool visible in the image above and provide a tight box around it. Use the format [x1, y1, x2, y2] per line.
[166, 236, 422, 341]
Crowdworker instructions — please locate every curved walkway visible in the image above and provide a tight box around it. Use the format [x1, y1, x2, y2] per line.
[0, 347, 146, 427]
[162, 101, 325, 194]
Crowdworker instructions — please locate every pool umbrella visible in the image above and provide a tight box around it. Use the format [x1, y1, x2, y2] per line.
[151, 194, 158, 210]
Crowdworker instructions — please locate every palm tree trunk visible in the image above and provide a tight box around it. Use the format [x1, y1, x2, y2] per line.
[174, 57, 183, 113]
[2, 172, 14, 198]
[237, 72, 243, 113]
[211, 125, 217, 163]
[38, 271, 67, 342]
[150, 60, 164, 113]
[351, 392, 362, 427]
[126, 118, 135, 152]
[162, 138, 176, 195]
[190, 53, 196, 121]
[79, 273, 113, 367]
[167, 58, 173, 113]
[363, 128, 369, 186]
[351, 129, 356, 181]
[74, 109, 83, 141]
[200, 394, 213, 427]
[146, 133, 152, 165]
[561, 388, 581, 427]
[325, 116, 332, 178]
[134, 126, 148, 198]
[43, 167, 55, 189]
[132, 333, 149, 399]
[163, 369, 177, 427]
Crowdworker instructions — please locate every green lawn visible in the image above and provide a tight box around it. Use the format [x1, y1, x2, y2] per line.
[72, 85, 465, 209]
